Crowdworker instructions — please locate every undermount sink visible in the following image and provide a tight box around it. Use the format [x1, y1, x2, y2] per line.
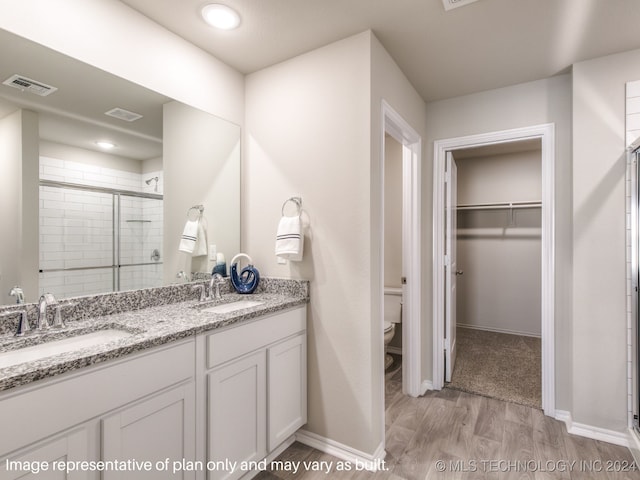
[200, 300, 264, 314]
[0, 329, 132, 369]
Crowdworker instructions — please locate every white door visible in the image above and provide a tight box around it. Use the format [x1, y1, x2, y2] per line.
[445, 152, 458, 382]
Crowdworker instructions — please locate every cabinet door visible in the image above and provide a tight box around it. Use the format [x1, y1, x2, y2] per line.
[0, 428, 90, 480]
[267, 333, 307, 451]
[208, 351, 266, 480]
[102, 382, 196, 480]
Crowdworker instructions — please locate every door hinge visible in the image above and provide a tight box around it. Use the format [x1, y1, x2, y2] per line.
[444, 255, 450, 266]
[444, 338, 450, 351]
[445, 171, 451, 183]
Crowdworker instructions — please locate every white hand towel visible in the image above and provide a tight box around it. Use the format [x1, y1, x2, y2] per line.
[193, 220, 208, 257]
[179, 220, 198, 254]
[275, 215, 303, 261]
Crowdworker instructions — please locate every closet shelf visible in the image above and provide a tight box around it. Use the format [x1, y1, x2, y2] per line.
[457, 201, 541, 211]
[125, 219, 152, 223]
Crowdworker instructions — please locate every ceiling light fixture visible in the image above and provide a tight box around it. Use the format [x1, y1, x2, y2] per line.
[96, 141, 116, 149]
[201, 4, 241, 30]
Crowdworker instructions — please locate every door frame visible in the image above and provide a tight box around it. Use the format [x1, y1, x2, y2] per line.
[381, 100, 422, 398]
[432, 123, 556, 416]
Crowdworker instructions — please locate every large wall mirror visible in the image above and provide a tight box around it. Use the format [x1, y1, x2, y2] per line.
[0, 28, 240, 305]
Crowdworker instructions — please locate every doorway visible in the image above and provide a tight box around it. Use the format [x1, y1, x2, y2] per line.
[380, 101, 422, 401]
[432, 124, 556, 416]
[445, 142, 543, 408]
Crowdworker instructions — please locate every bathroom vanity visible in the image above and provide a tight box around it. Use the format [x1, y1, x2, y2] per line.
[0, 279, 308, 480]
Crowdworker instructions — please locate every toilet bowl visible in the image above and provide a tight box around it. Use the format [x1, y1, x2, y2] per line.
[384, 287, 402, 369]
[383, 321, 396, 369]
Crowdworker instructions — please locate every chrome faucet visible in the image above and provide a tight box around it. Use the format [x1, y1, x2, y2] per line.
[37, 293, 57, 330]
[52, 302, 76, 329]
[192, 284, 206, 302]
[209, 273, 224, 300]
[9, 286, 24, 304]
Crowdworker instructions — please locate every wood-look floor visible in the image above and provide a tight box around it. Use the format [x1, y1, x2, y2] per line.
[258, 357, 640, 480]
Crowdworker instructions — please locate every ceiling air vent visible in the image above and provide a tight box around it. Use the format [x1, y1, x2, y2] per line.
[105, 107, 143, 122]
[2, 74, 58, 96]
[442, 0, 481, 11]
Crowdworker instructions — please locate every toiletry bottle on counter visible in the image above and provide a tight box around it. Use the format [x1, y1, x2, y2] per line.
[212, 252, 227, 277]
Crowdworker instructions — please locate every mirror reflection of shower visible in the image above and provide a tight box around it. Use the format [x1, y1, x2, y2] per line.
[145, 176, 159, 192]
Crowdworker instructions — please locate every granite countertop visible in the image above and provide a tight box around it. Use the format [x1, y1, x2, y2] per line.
[0, 291, 308, 392]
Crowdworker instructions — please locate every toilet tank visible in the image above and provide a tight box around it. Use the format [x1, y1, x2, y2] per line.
[384, 287, 402, 324]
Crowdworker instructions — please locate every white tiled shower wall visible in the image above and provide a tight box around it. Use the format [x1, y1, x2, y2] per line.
[625, 80, 640, 428]
[39, 156, 163, 298]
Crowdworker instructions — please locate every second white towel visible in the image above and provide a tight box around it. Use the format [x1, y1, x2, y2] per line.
[275, 215, 303, 261]
[179, 220, 198, 254]
[179, 219, 208, 256]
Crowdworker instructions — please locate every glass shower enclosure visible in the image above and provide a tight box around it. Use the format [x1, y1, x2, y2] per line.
[630, 142, 640, 433]
[39, 180, 163, 298]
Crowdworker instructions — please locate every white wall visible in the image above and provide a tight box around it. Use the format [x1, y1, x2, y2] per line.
[0, 110, 39, 303]
[370, 33, 429, 398]
[571, 49, 640, 433]
[456, 150, 542, 336]
[163, 101, 241, 283]
[384, 134, 403, 288]
[0, 0, 244, 125]
[245, 31, 375, 453]
[384, 135, 403, 350]
[425, 74, 573, 410]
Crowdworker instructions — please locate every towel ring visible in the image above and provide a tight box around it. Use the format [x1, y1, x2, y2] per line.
[187, 204, 204, 220]
[281, 197, 302, 216]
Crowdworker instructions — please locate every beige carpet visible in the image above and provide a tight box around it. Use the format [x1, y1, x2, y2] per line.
[445, 327, 542, 409]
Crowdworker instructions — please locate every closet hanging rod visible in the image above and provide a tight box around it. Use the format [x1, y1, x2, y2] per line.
[457, 201, 542, 211]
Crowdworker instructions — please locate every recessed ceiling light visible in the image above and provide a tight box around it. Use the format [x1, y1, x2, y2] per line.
[96, 141, 116, 149]
[201, 4, 241, 30]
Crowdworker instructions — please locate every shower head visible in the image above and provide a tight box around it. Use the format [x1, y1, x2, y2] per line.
[145, 176, 159, 192]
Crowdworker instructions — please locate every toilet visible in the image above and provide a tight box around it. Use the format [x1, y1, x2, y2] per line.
[383, 287, 403, 369]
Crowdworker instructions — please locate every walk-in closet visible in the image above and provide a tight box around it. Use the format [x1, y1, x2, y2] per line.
[447, 139, 543, 408]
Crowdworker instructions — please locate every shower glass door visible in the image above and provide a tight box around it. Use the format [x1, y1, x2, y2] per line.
[632, 147, 640, 433]
[118, 194, 163, 291]
[39, 182, 163, 298]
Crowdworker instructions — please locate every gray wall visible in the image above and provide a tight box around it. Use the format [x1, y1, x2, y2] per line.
[456, 151, 542, 336]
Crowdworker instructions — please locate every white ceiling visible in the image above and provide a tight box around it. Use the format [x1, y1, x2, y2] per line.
[120, 0, 640, 102]
[0, 28, 167, 160]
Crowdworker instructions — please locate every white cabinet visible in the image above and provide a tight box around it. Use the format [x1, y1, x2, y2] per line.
[268, 333, 307, 451]
[102, 382, 196, 480]
[0, 340, 195, 479]
[0, 428, 91, 480]
[208, 352, 266, 480]
[0, 304, 306, 480]
[206, 306, 306, 480]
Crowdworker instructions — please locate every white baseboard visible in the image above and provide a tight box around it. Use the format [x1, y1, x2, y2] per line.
[628, 428, 640, 464]
[555, 410, 629, 447]
[421, 380, 434, 395]
[295, 429, 387, 471]
[457, 323, 541, 339]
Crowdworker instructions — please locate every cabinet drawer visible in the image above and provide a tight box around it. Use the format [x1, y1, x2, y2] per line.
[207, 306, 305, 369]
